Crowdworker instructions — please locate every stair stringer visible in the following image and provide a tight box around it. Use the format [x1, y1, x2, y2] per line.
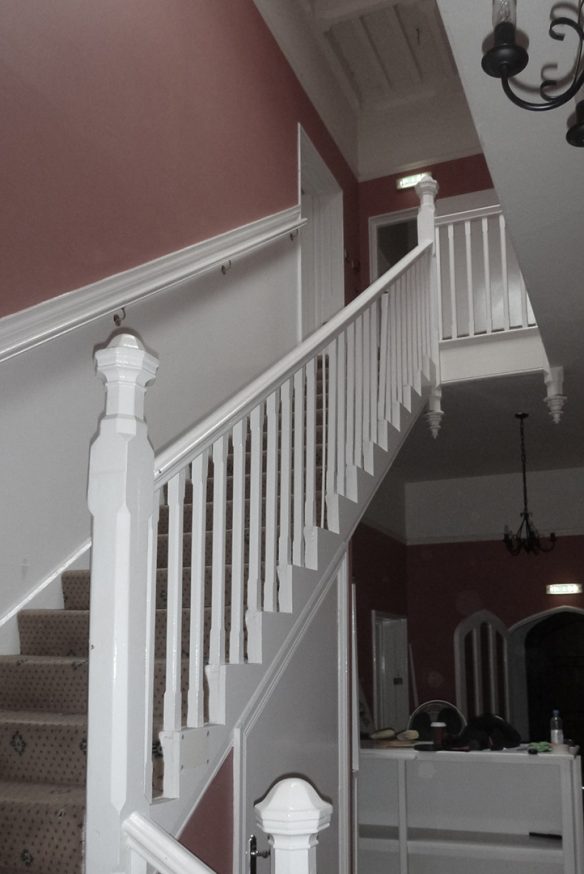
[148, 374, 432, 837]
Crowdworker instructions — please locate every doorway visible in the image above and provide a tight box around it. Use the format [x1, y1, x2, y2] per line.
[524, 611, 584, 748]
[371, 611, 410, 731]
[369, 209, 418, 282]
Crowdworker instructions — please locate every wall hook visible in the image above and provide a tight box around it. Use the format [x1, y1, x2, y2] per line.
[113, 307, 126, 327]
[221, 260, 232, 275]
[289, 229, 299, 242]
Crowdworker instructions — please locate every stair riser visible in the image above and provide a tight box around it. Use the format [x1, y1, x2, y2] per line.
[18, 609, 229, 660]
[0, 722, 86, 786]
[0, 658, 183, 720]
[0, 794, 85, 874]
[0, 660, 87, 715]
[62, 565, 254, 611]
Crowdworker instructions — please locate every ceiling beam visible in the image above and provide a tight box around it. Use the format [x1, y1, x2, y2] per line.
[314, 0, 416, 28]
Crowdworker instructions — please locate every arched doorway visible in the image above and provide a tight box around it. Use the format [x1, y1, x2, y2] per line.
[524, 611, 584, 748]
[510, 607, 584, 745]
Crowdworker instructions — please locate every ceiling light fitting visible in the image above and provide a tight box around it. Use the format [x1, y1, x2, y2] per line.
[482, 0, 584, 146]
[504, 412, 557, 555]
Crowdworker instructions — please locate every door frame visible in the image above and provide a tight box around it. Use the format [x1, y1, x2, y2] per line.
[371, 610, 409, 731]
[298, 127, 344, 339]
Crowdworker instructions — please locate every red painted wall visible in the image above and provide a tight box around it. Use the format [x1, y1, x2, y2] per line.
[358, 154, 493, 288]
[407, 536, 584, 705]
[352, 524, 408, 713]
[179, 750, 233, 874]
[352, 525, 584, 717]
[1, 0, 357, 317]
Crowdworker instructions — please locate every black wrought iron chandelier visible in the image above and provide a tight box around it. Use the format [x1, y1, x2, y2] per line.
[482, 0, 584, 146]
[504, 413, 557, 555]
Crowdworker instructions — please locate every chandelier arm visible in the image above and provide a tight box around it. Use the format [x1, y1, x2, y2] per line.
[501, 67, 584, 111]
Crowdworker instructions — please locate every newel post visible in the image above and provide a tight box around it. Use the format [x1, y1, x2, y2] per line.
[255, 778, 333, 874]
[85, 333, 159, 874]
[415, 174, 439, 245]
[416, 174, 443, 431]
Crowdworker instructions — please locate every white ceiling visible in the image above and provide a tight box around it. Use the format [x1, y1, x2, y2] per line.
[256, 0, 584, 482]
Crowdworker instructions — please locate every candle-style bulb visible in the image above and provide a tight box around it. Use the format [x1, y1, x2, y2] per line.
[493, 0, 517, 29]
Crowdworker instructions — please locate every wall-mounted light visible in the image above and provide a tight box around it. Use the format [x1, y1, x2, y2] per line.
[396, 172, 430, 190]
[481, 0, 584, 146]
[546, 583, 582, 595]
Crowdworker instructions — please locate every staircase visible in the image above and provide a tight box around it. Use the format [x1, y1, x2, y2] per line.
[0, 176, 440, 874]
[0, 500, 243, 874]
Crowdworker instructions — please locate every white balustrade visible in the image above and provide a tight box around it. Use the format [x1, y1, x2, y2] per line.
[436, 204, 536, 341]
[87, 179, 440, 850]
[255, 777, 333, 874]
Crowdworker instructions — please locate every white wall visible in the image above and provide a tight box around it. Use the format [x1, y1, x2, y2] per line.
[0, 234, 299, 649]
[405, 467, 584, 544]
[236, 562, 349, 874]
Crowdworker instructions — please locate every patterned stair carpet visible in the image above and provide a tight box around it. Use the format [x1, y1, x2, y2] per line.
[0, 494, 229, 874]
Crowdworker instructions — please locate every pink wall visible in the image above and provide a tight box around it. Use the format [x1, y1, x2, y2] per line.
[352, 524, 408, 712]
[358, 154, 493, 287]
[352, 525, 584, 715]
[1, 0, 358, 317]
[407, 536, 584, 705]
[179, 750, 233, 874]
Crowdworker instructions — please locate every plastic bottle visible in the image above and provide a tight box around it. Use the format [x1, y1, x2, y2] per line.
[550, 710, 564, 745]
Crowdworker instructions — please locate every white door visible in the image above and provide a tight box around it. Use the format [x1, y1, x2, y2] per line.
[373, 613, 410, 731]
[299, 128, 344, 339]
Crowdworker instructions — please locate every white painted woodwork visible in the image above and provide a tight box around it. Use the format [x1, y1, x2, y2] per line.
[255, 778, 333, 874]
[299, 128, 345, 338]
[207, 437, 228, 725]
[0, 207, 303, 365]
[292, 369, 305, 567]
[359, 748, 584, 874]
[162, 469, 187, 798]
[304, 359, 317, 546]
[435, 205, 536, 342]
[247, 404, 264, 662]
[264, 391, 279, 612]
[85, 333, 159, 874]
[230, 419, 247, 664]
[123, 812, 215, 874]
[454, 610, 510, 721]
[188, 451, 209, 726]
[372, 613, 410, 731]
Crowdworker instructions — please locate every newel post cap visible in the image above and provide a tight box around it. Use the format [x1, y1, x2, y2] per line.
[255, 778, 333, 837]
[95, 332, 159, 419]
[415, 174, 439, 202]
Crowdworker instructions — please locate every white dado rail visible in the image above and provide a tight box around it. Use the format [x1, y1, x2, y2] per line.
[84, 177, 440, 874]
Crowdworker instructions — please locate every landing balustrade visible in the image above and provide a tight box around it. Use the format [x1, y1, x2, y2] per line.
[435, 204, 535, 341]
